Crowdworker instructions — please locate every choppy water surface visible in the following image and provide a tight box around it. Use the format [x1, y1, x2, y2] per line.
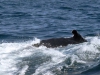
[0, 0, 100, 75]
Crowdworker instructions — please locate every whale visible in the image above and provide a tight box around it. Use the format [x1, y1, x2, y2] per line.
[33, 30, 87, 48]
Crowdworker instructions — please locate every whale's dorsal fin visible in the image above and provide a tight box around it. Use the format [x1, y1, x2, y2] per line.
[72, 30, 87, 42]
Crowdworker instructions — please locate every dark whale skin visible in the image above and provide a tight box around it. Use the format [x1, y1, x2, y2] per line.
[33, 30, 87, 48]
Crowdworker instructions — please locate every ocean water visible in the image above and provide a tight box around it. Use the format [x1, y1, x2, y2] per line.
[0, 0, 100, 75]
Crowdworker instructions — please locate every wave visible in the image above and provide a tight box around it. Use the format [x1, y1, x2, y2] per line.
[0, 36, 100, 75]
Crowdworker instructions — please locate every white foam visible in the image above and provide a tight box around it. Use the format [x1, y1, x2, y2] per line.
[0, 38, 40, 75]
[0, 37, 100, 75]
[19, 65, 29, 75]
[32, 48, 66, 75]
[76, 37, 100, 60]
[43, 71, 54, 75]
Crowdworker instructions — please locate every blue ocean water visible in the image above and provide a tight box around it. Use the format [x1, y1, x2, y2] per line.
[0, 0, 100, 75]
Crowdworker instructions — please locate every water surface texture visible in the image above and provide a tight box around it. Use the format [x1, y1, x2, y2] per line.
[0, 0, 100, 75]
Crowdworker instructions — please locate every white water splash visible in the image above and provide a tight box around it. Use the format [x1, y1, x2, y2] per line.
[0, 37, 100, 75]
